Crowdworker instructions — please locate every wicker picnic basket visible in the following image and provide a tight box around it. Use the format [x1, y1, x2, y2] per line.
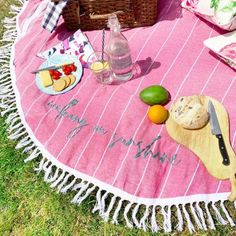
[61, 0, 159, 31]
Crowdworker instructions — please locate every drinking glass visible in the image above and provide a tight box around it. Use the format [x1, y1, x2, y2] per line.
[87, 52, 112, 84]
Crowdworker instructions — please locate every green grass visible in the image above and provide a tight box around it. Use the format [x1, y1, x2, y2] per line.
[0, 1, 236, 235]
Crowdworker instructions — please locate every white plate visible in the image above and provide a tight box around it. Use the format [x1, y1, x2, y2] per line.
[35, 54, 83, 95]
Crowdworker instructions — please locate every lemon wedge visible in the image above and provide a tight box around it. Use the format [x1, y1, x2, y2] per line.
[90, 61, 109, 72]
[90, 62, 103, 71]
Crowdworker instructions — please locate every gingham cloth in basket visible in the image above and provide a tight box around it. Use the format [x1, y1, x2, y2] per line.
[1, 0, 236, 233]
[41, 0, 68, 32]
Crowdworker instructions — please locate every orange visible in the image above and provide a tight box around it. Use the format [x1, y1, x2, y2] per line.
[147, 105, 169, 124]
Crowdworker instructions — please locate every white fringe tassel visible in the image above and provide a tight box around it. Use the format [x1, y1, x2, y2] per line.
[190, 203, 204, 230]
[100, 191, 109, 216]
[103, 195, 117, 222]
[183, 204, 195, 233]
[161, 205, 172, 233]
[61, 177, 77, 193]
[24, 148, 41, 162]
[131, 204, 140, 227]
[151, 205, 160, 232]
[123, 202, 133, 228]
[220, 201, 235, 227]
[44, 163, 53, 181]
[46, 167, 60, 183]
[71, 181, 90, 203]
[112, 198, 123, 224]
[76, 185, 96, 205]
[212, 202, 228, 225]
[34, 157, 46, 173]
[195, 202, 207, 230]
[204, 202, 216, 230]
[139, 205, 150, 231]
[92, 189, 102, 213]
[176, 204, 184, 232]
[57, 173, 72, 192]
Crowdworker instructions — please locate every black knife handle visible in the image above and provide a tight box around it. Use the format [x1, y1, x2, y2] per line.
[216, 134, 230, 166]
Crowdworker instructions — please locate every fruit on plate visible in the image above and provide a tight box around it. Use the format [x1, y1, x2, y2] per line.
[147, 104, 169, 124]
[49, 69, 62, 80]
[140, 85, 169, 105]
[70, 63, 77, 72]
[62, 63, 77, 75]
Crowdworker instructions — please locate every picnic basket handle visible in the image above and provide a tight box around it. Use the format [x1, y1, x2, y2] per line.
[49, 0, 123, 19]
[89, 11, 124, 20]
[50, 0, 123, 25]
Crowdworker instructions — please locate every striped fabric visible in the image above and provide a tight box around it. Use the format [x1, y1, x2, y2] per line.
[41, 0, 68, 32]
[13, 0, 236, 220]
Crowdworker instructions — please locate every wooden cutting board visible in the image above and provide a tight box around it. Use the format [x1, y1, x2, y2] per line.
[166, 96, 236, 201]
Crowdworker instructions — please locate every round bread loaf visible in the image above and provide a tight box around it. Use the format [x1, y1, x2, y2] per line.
[170, 95, 209, 129]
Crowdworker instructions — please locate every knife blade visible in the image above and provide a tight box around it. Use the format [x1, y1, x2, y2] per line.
[208, 100, 230, 166]
[31, 61, 74, 74]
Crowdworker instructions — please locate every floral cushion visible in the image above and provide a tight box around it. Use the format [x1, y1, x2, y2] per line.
[204, 31, 236, 70]
[182, 0, 236, 31]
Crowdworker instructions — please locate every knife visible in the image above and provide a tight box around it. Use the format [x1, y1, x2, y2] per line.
[31, 61, 74, 74]
[208, 100, 230, 166]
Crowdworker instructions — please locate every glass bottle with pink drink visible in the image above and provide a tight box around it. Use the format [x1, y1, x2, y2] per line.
[106, 14, 133, 81]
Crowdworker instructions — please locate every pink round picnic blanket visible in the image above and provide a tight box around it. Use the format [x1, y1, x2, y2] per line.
[1, 0, 236, 233]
